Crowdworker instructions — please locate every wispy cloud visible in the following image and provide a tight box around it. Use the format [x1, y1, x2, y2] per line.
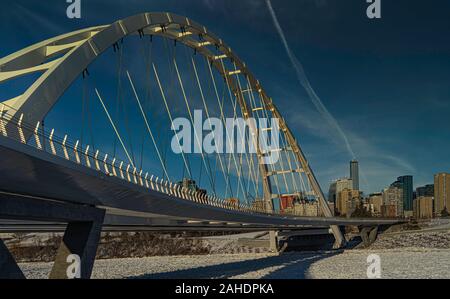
[283, 100, 416, 192]
[12, 2, 67, 36]
[266, 0, 356, 160]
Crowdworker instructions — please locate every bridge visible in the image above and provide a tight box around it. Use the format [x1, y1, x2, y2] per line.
[0, 12, 398, 279]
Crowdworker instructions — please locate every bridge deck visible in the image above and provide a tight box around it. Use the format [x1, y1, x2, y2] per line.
[0, 136, 400, 229]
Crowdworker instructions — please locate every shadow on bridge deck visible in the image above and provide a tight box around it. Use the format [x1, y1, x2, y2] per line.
[128, 252, 338, 279]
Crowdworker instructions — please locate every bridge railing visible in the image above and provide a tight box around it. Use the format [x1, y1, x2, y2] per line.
[0, 109, 277, 217]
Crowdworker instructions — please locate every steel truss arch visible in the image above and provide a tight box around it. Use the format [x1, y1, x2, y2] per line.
[0, 12, 344, 247]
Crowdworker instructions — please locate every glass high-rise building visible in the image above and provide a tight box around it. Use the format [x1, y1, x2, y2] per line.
[350, 160, 359, 191]
[393, 176, 413, 212]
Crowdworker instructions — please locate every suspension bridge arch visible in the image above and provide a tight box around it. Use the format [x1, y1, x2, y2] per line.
[0, 12, 344, 247]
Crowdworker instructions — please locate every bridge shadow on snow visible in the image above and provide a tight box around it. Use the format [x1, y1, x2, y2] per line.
[129, 252, 339, 279]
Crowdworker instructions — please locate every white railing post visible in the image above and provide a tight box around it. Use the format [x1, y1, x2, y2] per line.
[132, 167, 138, 184]
[84, 145, 91, 168]
[111, 158, 117, 177]
[155, 177, 160, 192]
[174, 184, 180, 198]
[0, 106, 7, 137]
[149, 175, 155, 190]
[126, 164, 131, 182]
[49, 128, 56, 155]
[164, 181, 169, 194]
[94, 150, 101, 170]
[138, 170, 143, 186]
[119, 161, 124, 179]
[34, 122, 42, 149]
[62, 135, 69, 160]
[144, 173, 149, 188]
[74, 140, 81, 164]
[103, 154, 109, 174]
[17, 114, 26, 143]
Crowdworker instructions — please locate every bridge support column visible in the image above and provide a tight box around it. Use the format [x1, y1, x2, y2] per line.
[360, 226, 379, 248]
[269, 231, 278, 253]
[0, 193, 105, 279]
[49, 218, 104, 279]
[0, 238, 26, 279]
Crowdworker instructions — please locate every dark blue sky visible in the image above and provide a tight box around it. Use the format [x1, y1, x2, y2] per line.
[1, 0, 449, 194]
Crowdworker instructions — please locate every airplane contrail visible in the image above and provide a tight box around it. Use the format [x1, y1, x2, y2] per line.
[265, 0, 356, 160]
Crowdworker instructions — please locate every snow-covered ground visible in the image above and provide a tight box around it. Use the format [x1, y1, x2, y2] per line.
[19, 247, 450, 279]
[16, 226, 450, 279]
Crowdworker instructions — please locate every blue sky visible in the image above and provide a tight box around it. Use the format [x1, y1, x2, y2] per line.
[1, 0, 449, 195]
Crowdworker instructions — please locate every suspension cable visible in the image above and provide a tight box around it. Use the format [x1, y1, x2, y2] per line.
[232, 63, 265, 201]
[206, 58, 244, 199]
[95, 88, 135, 167]
[218, 59, 251, 203]
[191, 56, 231, 197]
[173, 58, 216, 194]
[152, 63, 192, 178]
[126, 70, 170, 180]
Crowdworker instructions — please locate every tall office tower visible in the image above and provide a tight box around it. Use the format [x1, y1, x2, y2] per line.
[393, 176, 413, 212]
[350, 160, 359, 191]
[434, 173, 450, 216]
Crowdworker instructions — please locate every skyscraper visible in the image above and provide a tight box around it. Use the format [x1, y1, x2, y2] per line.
[393, 176, 413, 212]
[434, 173, 450, 216]
[350, 160, 359, 191]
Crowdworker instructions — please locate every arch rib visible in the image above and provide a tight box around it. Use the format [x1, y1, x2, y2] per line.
[0, 12, 345, 247]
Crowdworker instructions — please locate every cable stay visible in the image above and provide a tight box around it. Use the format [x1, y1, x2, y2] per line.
[162, 37, 193, 180]
[173, 58, 216, 195]
[232, 64, 265, 201]
[152, 62, 192, 179]
[208, 57, 256, 201]
[179, 46, 217, 194]
[218, 59, 257, 203]
[126, 70, 170, 180]
[191, 56, 232, 198]
[113, 43, 124, 158]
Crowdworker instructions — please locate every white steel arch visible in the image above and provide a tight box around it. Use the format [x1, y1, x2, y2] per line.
[0, 12, 344, 247]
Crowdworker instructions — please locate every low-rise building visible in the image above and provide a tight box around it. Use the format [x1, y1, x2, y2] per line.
[381, 205, 397, 218]
[336, 188, 360, 217]
[382, 186, 404, 217]
[252, 199, 266, 212]
[368, 193, 383, 217]
[328, 178, 353, 203]
[291, 200, 320, 217]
